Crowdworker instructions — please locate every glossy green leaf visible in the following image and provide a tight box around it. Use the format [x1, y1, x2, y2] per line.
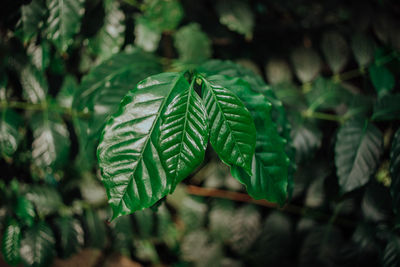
[30, 111, 70, 170]
[369, 64, 395, 97]
[372, 94, 400, 121]
[200, 75, 256, 174]
[142, 0, 183, 32]
[390, 128, 400, 214]
[20, 222, 55, 267]
[159, 81, 208, 191]
[46, 0, 85, 52]
[89, 0, 125, 61]
[20, 65, 48, 104]
[335, 120, 383, 193]
[216, 0, 254, 39]
[0, 109, 23, 158]
[82, 209, 106, 249]
[15, 197, 36, 227]
[351, 33, 375, 67]
[54, 216, 84, 258]
[174, 23, 212, 64]
[134, 16, 161, 53]
[97, 72, 189, 219]
[382, 237, 400, 267]
[291, 47, 321, 83]
[21, 0, 46, 43]
[1, 219, 21, 266]
[321, 32, 349, 73]
[25, 186, 63, 217]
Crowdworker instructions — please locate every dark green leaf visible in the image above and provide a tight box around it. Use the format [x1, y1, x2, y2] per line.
[291, 120, 322, 163]
[1, 219, 21, 266]
[20, 65, 48, 104]
[21, 0, 46, 43]
[89, 0, 125, 61]
[82, 209, 106, 249]
[30, 111, 70, 170]
[159, 80, 208, 191]
[335, 119, 383, 193]
[54, 216, 84, 258]
[321, 32, 349, 73]
[382, 236, 400, 267]
[0, 109, 23, 158]
[390, 128, 400, 214]
[97, 72, 189, 219]
[200, 75, 256, 174]
[46, 0, 85, 52]
[142, 0, 183, 32]
[369, 64, 395, 97]
[216, 0, 254, 39]
[25, 185, 63, 217]
[20, 222, 55, 267]
[174, 23, 212, 64]
[15, 197, 36, 227]
[372, 94, 400, 121]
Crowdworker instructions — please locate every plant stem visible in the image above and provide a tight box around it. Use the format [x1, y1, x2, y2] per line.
[301, 110, 346, 123]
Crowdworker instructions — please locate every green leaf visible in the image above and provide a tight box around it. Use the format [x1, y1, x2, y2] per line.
[0, 109, 23, 158]
[97, 72, 189, 219]
[351, 33, 375, 67]
[372, 94, 400, 121]
[20, 222, 55, 267]
[110, 215, 134, 254]
[25, 186, 63, 217]
[216, 0, 254, 39]
[82, 209, 106, 249]
[291, 47, 321, 83]
[142, 0, 183, 32]
[174, 23, 212, 64]
[390, 128, 400, 214]
[21, 0, 46, 43]
[75, 50, 162, 140]
[291, 119, 322, 163]
[265, 58, 293, 85]
[89, 0, 125, 61]
[382, 236, 400, 267]
[159, 81, 208, 191]
[335, 119, 383, 193]
[1, 219, 21, 266]
[30, 111, 70, 170]
[20, 65, 48, 104]
[369, 64, 395, 97]
[15, 197, 36, 227]
[27, 42, 51, 72]
[134, 16, 161, 53]
[133, 209, 154, 238]
[56, 75, 78, 109]
[200, 75, 256, 174]
[46, 0, 85, 52]
[54, 216, 84, 258]
[321, 32, 349, 73]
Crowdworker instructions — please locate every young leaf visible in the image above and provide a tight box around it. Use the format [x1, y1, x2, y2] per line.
[390, 128, 400, 214]
[21, 0, 46, 43]
[321, 32, 349, 73]
[371, 94, 400, 121]
[1, 219, 21, 266]
[20, 222, 56, 267]
[30, 111, 70, 170]
[97, 72, 189, 219]
[159, 80, 208, 191]
[54, 216, 84, 258]
[200, 75, 256, 174]
[0, 109, 23, 158]
[174, 23, 212, 64]
[82, 209, 106, 249]
[351, 33, 375, 67]
[291, 47, 321, 83]
[335, 119, 383, 193]
[369, 64, 395, 97]
[46, 0, 85, 52]
[89, 0, 125, 61]
[216, 0, 254, 39]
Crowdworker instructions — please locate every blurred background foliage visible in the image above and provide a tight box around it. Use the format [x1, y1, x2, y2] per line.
[1, 0, 400, 266]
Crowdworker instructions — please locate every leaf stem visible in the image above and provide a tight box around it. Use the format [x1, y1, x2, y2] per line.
[301, 110, 346, 123]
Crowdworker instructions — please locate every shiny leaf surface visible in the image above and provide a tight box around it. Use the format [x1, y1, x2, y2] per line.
[335, 119, 383, 193]
[15, 197, 36, 227]
[97, 72, 188, 219]
[200, 75, 256, 174]
[159, 81, 208, 191]
[0, 109, 23, 158]
[21, 0, 46, 43]
[20, 65, 48, 104]
[1, 219, 21, 266]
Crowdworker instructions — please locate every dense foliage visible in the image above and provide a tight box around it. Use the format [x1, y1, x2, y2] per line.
[1, 0, 400, 266]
